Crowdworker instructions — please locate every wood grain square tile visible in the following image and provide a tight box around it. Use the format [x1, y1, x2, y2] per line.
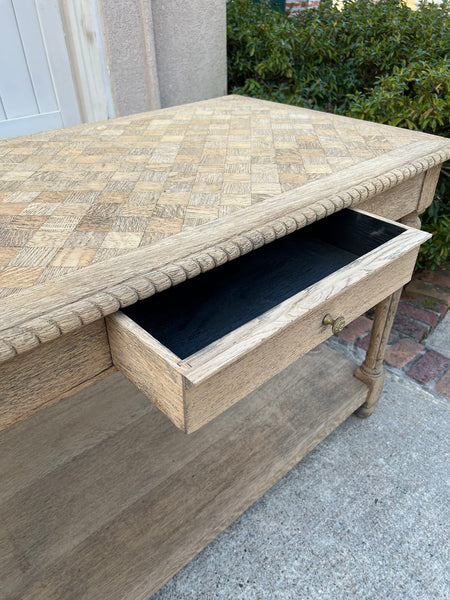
[10, 246, 58, 267]
[184, 205, 219, 220]
[134, 181, 165, 193]
[192, 182, 222, 194]
[110, 171, 141, 182]
[53, 203, 90, 217]
[10, 216, 47, 230]
[3, 191, 40, 203]
[50, 248, 97, 267]
[220, 194, 252, 207]
[222, 182, 252, 195]
[9, 146, 35, 155]
[39, 216, 82, 232]
[73, 181, 108, 191]
[152, 205, 186, 220]
[0, 266, 44, 287]
[138, 171, 168, 182]
[76, 216, 114, 232]
[0, 170, 36, 181]
[0, 229, 33, 247]
[34, 265, 72, 283]
[64, 231, 106, 248]
[91, 248, 130, 263]
[104, 181, 136, 193]
[145, 217, 183, 234]
[64, 191, 100, 204]
[0, 204, 29, 216]
[156, 192, 190, 206]
[189, 193, 220, 206]
[102, 232, 144, 248]
[28, 230, 70, 247]
[97, 192, 130, 204]
[35, 191, 68, 203]
[0, 247, 20, 266]
[20, 203, 60, 216]
[111, 217, 149, 232]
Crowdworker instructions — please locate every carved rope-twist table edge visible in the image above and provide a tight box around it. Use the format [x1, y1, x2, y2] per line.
[0, 148, 448, 365]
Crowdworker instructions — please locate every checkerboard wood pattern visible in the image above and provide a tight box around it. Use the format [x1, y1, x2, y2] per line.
[0, 95, 423, 299]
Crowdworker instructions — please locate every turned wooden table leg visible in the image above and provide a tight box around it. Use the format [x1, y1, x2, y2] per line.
[354, 210, 421, 417]
[400, 210, 422, 230]
[354, 288, 402, 417]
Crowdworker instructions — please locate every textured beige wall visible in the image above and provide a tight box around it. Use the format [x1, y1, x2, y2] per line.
[151, 0, 227, 108]
[97, 0, 226, 115]
[98, 0, 160, 115]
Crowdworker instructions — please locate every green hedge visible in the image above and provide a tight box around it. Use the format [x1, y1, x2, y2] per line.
[227, 0, 450, 270]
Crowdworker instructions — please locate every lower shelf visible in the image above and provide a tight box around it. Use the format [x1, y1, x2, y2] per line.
[0, 344, 367, 600]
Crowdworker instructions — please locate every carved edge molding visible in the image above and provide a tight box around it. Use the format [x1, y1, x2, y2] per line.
[0, 148, 449, 364]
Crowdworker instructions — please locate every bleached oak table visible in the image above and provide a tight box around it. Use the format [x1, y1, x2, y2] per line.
[0, 96, 449, 599]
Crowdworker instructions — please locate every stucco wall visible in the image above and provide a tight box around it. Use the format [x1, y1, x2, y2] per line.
[151, 0, 227, 108]
[98, 0, 160, 115]
[97, 0, 226, 115]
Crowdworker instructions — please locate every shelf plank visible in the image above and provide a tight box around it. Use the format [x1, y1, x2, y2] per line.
[0, 344, 367, 600]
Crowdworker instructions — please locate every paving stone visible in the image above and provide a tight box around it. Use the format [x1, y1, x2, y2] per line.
[406, 350, 450, 385]
[400, 291, 448, 317]
[338, 315, 372, 344]
[397, 302, 439, 328]
[384, 339, 425, 369]
[416, 271, 450, 289]
[405, 280, 450, 306]
[356, 329, 399, 352]
[356, 334, 371, 351]
[435, 369, 450, 397]
[392, 313, 429, 342]
[426, 313, 450, 356]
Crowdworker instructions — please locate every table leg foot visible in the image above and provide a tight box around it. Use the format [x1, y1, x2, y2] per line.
[353, 366, 386, 418]
[353, 288, 402, 418]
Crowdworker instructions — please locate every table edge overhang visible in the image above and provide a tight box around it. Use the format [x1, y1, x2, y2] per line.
[0, 135, 449, 365]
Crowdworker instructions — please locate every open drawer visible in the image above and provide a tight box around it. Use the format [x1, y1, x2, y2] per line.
[106, 209, 429, 433]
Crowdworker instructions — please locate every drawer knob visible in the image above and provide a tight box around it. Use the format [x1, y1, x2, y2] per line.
[323, 314, 346, 335]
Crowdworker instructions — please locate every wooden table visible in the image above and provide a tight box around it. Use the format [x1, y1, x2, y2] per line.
[0, 95, 449, 599]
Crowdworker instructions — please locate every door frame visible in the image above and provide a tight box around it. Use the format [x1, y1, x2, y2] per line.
[58, 0, 115, 123]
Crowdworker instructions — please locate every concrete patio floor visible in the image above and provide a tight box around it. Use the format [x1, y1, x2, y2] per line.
[152, 341, 450, 599]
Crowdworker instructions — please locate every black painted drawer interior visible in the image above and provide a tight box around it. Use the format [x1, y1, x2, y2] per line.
[123, 210, 403, 359]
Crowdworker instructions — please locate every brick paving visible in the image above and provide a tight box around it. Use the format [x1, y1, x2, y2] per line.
[406, 350, 450, 385]
[435, 369, 450, 396]
[338, 265, 450, 398]
[405, 279, 450, 306]
[338, 315, 372, 344]
[396, 302, 439, 328]
[392, 313, 430, 341]
[384, 339, 424, 369]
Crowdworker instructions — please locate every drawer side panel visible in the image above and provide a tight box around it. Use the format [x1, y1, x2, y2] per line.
[358, 174, 423, 221]
[106, 312, 186, 431]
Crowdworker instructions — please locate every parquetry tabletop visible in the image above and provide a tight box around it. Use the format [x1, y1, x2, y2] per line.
[0, 94, 440, 297]
[0, 95, 449, 363]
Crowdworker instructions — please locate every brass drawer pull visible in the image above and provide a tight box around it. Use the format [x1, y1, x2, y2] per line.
[323, 314, 346, 334]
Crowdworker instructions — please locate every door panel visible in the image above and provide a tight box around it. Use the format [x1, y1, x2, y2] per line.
[12, 0, 59, 114]
[0, 0, 40, 119]
[0, 0, 81, 138]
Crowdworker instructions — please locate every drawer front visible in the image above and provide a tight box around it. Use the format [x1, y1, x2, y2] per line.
[183, 251, 414, 431]
[106, 210, 429, 433]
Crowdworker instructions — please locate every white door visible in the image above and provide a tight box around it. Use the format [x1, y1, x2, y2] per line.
[0, 0, 81, 138]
